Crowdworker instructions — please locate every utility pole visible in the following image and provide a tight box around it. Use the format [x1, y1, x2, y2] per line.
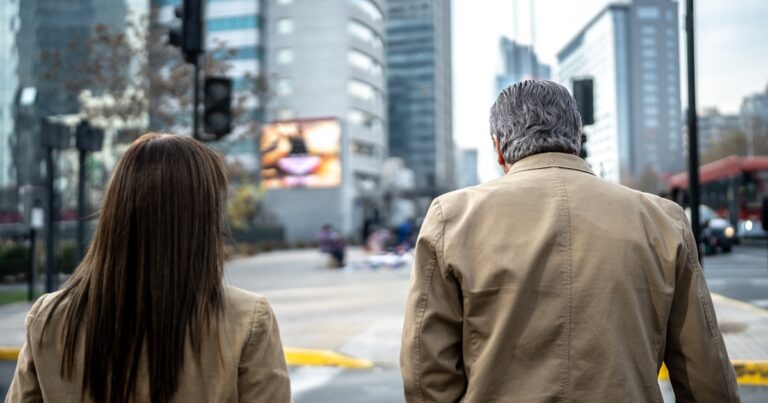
[686, 0, 702, 258]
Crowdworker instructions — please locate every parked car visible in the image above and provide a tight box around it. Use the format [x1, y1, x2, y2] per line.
[685, 205, 736, 255]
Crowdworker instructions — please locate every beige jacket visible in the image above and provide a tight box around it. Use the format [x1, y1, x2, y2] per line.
[6, 285, 291, 403]
[401, 153, 739, 402]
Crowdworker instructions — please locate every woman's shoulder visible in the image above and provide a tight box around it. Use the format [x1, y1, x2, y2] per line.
[26, 290, 66, 327]
[223, 285, 269, 310]
[222, 285, 276, 335]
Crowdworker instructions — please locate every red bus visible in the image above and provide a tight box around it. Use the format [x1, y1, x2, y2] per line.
[668, 155, 768, 237]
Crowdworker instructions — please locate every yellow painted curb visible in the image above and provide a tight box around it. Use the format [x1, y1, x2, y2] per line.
[284, 347, 374, 369]
[0, 347, 19, 361]
[658, 361, 768, 386]
[0, 346, 374, 369]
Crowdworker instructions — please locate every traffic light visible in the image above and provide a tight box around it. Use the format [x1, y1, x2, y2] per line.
[573, 78, 594, 126]
[75, 121, 104, 152]
[168, 0, 204, 63]
[203, 77, 233, 139]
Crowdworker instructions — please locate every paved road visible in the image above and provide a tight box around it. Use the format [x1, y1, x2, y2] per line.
[702, 240, 768, 308]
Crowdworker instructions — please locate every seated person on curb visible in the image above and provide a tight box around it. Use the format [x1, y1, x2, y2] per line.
[6, 133, 291, 403]
[400, 80, 740, 403]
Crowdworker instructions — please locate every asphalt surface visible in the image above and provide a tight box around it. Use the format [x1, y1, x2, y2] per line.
[702, 239, 768, 308]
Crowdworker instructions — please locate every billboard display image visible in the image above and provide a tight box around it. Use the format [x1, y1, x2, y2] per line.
[260, 118, 342, 189]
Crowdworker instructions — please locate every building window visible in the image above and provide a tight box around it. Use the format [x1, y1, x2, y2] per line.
[275, 78, 293, 96]
[348, 79, 381, 103]
[645, 117, 659, 128]
[641, 25, 656, 35]
[352, 140, 377, 157]
[641, 48, 656, 59]
[348, 109, 383, 131]
[277, 48, 294, 64]
[208, 15, 259, 32]
[641, 36, 656, 47]
[348, 49, 382, 77]
[348, 20, 383, 50]
[349, 0, 383, 22]
[637, 6, 660, 19]
[276, 18, 294, 34]
[276, 108, 294, 120]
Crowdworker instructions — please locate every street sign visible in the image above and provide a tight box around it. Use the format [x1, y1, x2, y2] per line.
[40, 119, 71, 149]
[31, 207, 44, 230]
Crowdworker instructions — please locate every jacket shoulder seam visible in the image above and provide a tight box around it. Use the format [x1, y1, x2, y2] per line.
[413, 199, 445, 403]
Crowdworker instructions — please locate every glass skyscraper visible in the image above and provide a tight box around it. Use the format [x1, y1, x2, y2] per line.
[558, 0, 682, 187]
[386, 0, 454, 192]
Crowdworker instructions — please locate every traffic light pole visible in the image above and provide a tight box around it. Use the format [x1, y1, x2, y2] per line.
[686, 0, 702, 260]
[193, 54, 201, 140]
[45, 148, 57, 293]
[77, 148, 87, 262]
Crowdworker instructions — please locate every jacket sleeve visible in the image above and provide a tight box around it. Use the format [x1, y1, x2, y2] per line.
[664, 210, 740, 403]
[400, 199, 466, 402]
[238, 297, 291, 403]
[5, 295, 46, 403]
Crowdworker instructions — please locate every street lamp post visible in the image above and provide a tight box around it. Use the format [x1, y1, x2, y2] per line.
[685, 0, 702, 259]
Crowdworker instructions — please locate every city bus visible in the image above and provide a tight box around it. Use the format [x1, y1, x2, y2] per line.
[668, 155, 768, 238]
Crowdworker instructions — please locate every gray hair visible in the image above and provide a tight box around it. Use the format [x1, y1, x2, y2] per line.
[490, 80, 582, 164]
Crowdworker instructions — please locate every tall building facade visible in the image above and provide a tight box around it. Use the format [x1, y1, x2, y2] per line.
[557, 0, 682, 185]
[0, 0, 20, 213]
[696, 107, 740, 155]
[458, 148, 479, 188]
[740, 84, 768, 150]
[386, 0, 454, 192]
[496, 37, 551, 92]
[7, 0, 126, 216]
[263, 0, 388, 241]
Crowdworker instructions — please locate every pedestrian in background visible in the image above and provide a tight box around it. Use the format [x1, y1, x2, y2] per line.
[6, 133, 291, 403]
[400, 80, 739, 402]
[317, 224, 346, 268]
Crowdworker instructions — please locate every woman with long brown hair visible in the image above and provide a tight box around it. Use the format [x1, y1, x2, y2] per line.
[6, 133, 291, 403]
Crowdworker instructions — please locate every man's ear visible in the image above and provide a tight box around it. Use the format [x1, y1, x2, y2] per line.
[493, 135, 505, 167]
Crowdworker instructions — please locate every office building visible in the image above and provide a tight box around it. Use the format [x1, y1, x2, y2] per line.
[0, 0, 19, 213]
[458, 148, 479, 188]
[496, 37, 551, 92]
[262, 0, 387, 241]
[740, 84, 768, 148]
[386, 0, 454, 192]
[7, 0, 126, 215]
[696, 108, 740, 155]
[557, 0, 682, 185]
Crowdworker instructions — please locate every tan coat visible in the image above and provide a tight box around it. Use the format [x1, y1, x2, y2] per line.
[400, 153, 739, 402]
[6, 285, 291, 403]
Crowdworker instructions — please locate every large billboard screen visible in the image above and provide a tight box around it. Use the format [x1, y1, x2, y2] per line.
[260, 118, 342, 189]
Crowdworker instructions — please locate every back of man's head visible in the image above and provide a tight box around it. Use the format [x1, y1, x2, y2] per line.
[490, 80, 583, 164]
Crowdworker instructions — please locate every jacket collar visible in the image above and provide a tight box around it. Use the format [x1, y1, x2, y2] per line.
[506, 152, 596, 177]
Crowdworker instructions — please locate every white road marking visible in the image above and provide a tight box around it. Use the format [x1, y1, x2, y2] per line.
[290, 366, 345, 397]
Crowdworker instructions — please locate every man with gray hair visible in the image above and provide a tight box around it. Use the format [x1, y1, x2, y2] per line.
[400, 80, 739, 402]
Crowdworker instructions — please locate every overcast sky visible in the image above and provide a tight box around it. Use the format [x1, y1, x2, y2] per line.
[452, 0, 768, 181]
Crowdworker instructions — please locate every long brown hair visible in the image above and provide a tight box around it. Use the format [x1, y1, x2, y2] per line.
[44, 133, 228, 403]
